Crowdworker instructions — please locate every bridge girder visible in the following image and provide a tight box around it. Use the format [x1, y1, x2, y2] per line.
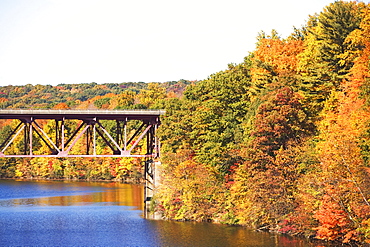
[0, 110, 164, 158]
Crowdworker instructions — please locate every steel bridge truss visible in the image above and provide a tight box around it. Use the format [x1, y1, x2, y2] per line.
[0, 110, 164, 158]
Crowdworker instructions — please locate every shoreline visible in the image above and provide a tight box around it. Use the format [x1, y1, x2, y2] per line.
[0, 176, 144, 184]
[0, 177, 359, 246]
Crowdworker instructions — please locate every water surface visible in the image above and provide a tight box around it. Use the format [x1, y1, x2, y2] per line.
[0, 179, 329, 246]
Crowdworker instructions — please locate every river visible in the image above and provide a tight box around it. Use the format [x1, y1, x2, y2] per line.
[0, 179, 331, 247]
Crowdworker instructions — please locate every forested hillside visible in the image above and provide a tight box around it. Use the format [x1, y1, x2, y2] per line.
[1, 1, 370, 244]
[154, 1, 370, 245]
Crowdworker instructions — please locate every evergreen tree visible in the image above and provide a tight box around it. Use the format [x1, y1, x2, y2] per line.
[317, 1, 363, 82]
[299, 1, 364, 117]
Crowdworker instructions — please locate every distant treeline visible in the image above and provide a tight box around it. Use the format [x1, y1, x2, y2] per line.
[0, 80, 192, 109]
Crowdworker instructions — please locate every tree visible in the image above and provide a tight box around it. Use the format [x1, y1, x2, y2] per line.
[252, 87, 311, 156]
[184, 62, 252, 177]
[231, 87, 312, 230]
[251, 36, 304, 90]
[298, 1, 364, 117]
[316, 1, 363, 81]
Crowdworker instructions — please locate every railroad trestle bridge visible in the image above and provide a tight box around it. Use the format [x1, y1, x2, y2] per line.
[0, 109, 165, 216]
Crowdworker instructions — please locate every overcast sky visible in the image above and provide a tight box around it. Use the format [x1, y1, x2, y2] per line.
[0, 0, 354, 86]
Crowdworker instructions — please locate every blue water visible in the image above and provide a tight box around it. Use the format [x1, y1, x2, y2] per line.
[0, 179, 328, 247]
[0, 206, 154, 246]
[0, 180, 153, 246]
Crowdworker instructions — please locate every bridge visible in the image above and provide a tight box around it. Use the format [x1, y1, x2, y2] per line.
[0, 109, 164, 158]
[0, 109, 165, 217]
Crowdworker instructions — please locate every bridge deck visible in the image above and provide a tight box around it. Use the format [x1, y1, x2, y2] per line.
[0, 109, 165, 120]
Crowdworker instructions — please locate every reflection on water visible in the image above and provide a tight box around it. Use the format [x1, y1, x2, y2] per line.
[0, 179, 143, 209]
[0, 179, 330, 247]
[148, 220, 324, 247]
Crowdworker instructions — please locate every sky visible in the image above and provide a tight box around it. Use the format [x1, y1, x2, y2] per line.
[0, 0, 354, 86]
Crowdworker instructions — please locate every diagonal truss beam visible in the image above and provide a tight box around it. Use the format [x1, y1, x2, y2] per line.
[0, 112, 162, 158]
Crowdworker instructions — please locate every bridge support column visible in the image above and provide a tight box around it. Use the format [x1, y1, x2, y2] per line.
[144, 159, 162, 219]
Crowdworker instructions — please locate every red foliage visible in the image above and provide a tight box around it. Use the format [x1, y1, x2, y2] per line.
[314, 194, 358, 243]
[278, 219, 298, 234]
[252, 87, 309, 156]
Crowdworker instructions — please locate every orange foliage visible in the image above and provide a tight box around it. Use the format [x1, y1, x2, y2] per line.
[314, 193, 357, 243]
[314, 12, 370, 243]
[251, 38, 304, 85]
[53, 102, 70, 110]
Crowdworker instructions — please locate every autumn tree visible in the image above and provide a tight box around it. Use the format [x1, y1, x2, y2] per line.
[138, 83, 166, 108]
[251, 34, 304, 91]
[252, 87, 312, 156]
[231, 87, 312, 229]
